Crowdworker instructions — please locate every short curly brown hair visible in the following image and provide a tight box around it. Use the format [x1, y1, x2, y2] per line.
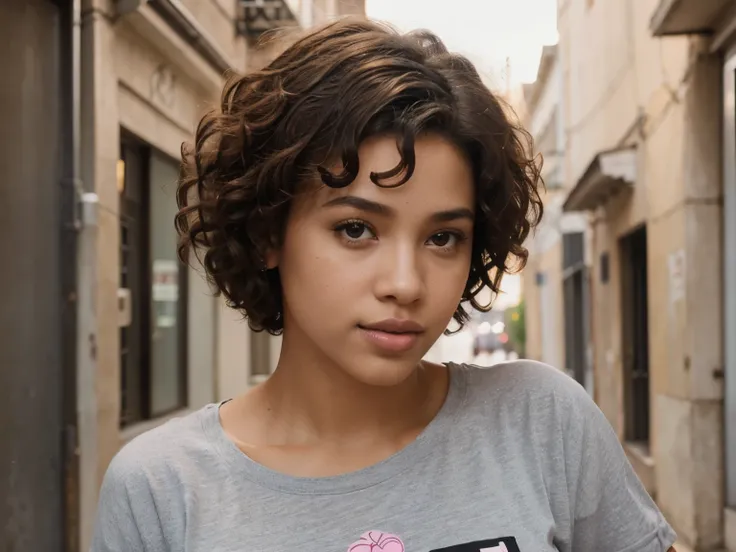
[177, 18, 543, 335]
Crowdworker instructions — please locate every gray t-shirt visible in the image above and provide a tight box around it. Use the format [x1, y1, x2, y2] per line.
[91, 361, 677, 552]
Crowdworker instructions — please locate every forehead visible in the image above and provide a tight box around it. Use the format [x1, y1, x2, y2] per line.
[313, 133, 475, 213]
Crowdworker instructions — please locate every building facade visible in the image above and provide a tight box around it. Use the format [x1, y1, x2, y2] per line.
[649, 1, 736, 549]
[551, 0, 733, 549]
[521, 44, 591, 392]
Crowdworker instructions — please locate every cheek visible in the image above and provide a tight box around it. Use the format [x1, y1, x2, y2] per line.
[427, 254, 472, 314]
[278, 224, 359, 314]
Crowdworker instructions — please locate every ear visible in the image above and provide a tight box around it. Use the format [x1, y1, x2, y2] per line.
[263, 248, 280, 270]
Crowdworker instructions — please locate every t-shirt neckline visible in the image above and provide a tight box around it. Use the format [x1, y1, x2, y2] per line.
[201, 362, 469, 496]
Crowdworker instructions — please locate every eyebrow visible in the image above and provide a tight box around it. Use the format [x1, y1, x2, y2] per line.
[322, 195, 475, 223]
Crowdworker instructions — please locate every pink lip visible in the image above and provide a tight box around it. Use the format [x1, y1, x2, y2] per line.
[360, 318, 425, 333]
[358, 319, 424, 353]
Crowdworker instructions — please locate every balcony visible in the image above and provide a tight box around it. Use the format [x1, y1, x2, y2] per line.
[237, 0, 299, 38]
[115, 0, 235, 93]
[563, 147, 637, 212]
[650, 0, 731, 36]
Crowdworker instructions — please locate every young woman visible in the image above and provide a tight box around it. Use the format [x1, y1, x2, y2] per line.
[92, 18, 677, 552]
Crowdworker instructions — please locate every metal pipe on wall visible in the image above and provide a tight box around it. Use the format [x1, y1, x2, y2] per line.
[60, 0, 83, 548]
[76, 0, 102, 547]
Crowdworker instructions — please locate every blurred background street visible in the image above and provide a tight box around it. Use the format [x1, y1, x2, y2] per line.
[1, 0, 735, 550]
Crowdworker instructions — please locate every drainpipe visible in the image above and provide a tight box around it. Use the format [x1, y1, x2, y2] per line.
[59, 0, 85, 550]
[65, 0, 101, 549]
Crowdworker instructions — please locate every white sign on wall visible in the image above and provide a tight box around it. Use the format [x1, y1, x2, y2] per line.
[153, 260, 179, 302]
[153, 259, 179, 329]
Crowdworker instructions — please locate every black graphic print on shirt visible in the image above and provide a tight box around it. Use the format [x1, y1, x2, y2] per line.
[347, 531, 521, 552]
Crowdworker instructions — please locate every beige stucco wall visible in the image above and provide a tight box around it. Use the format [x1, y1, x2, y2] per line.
[523, 213, 565, 369]
[647, 45, 724, 551]
[588, 209, 623, 432]
[337, 0, 366, 17]
[561, 0, 691, 185]
[522, 264, 543, 362]
[560, 0, 725, 547]
[536, 241, 564, 368]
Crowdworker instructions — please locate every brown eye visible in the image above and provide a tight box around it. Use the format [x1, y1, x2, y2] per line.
[430, 232, 452, 247]
[345, 222, 367, 239]
[334, 220, 375, 242]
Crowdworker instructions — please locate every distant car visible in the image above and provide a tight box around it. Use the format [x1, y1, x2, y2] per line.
[471, 319, 508, 356]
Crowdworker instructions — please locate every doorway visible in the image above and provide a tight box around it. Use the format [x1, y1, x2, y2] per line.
[620, 226, 650, 446]
[563, 232, 587, 386]
[119, 134, 189, 426]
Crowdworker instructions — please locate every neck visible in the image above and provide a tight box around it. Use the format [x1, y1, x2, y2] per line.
[261, 329, 437, 443]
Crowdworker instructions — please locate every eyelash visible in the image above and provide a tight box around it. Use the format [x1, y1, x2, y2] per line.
[333, 219, 468, 252]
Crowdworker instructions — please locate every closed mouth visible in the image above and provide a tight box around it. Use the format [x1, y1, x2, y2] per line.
[358, 326, 420, 335]
[357, 321, 424, 352]
[358, 319, 425, 335]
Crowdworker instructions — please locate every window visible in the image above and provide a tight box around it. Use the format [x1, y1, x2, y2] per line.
[119, 133, 188, 427]
[600, 252, 610, 284]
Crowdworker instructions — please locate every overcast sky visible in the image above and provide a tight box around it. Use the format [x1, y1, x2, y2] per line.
[365, 0, 559, 89]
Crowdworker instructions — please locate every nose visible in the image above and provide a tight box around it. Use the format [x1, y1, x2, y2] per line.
[374, 243, 425, 306]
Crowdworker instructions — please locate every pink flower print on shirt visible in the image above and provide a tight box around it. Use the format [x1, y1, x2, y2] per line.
[347, 531, 405, 552]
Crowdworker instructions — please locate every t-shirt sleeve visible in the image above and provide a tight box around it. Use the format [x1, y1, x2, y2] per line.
[562, 383, 677, 552]
[90, 451, 166, 552]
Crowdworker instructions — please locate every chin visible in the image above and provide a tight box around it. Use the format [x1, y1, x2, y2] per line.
[340, 355, 423, 388]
